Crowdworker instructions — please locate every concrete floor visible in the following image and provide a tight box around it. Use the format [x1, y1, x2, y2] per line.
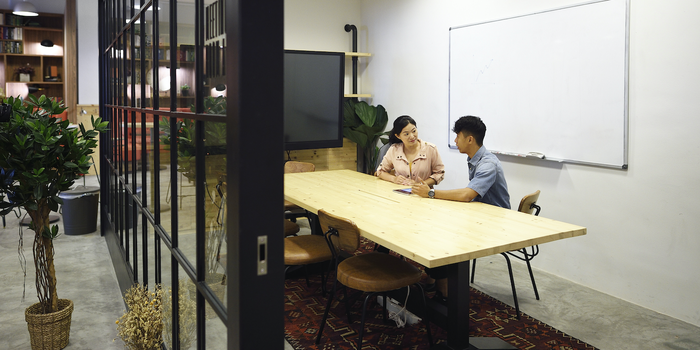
[1, 180, 699, 349]
[0, 188, 124, 349]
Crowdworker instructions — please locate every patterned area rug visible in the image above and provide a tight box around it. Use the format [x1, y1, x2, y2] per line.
[284, 241, 599, 350]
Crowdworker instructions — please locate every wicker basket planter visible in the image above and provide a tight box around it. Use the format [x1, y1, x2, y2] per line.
[25, 299, 74, 350]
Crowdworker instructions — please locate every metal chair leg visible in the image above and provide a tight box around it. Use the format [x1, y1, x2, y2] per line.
[471, 259, 477, 283]
[320, 260, 335, 297]
[382, 292, 388, 323]
[357, 292, 377, 349]
[343, 286, 352, 324]
[502, 253, 520, 319]
[316, 276, 339, 344]
[525, 256, 540, 300]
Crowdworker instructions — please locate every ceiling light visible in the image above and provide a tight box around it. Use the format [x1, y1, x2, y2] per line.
[41, 39, 54, 47]
[13, 1, 39, 17]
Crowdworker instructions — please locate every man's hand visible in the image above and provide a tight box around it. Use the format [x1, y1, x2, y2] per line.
[411, 177, 431, 198]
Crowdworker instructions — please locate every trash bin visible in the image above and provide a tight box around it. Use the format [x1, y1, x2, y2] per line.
[58, 186, 100, 235]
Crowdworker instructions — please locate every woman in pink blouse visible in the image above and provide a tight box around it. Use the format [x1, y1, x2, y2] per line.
[376, 115, 445, 187]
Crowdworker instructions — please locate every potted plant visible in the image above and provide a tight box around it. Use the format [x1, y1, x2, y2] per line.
[115, 284, 164, 350]
[16, 64, 35, 82]
[0, 95, 108, 349]
[180, 84, 190, 96]
[342, 98, 389, 174]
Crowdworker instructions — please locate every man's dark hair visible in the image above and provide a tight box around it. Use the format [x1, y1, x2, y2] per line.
[452, 115, 486, 146]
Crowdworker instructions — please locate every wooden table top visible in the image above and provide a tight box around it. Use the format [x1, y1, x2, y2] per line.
[285, 169, 586, 268]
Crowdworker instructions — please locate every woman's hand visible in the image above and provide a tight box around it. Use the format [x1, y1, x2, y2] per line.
[394, 175, 415, 186]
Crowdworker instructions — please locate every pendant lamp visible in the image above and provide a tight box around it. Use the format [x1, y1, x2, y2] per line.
[13, 1, 39, 17]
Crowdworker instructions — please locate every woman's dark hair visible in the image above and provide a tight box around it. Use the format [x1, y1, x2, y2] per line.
[453, 115, 486, 146]
[389, 115, 417, 144]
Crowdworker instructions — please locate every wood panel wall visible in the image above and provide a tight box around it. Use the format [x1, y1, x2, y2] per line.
[285, 138, 357, 171]
[65, 0, 77, 122]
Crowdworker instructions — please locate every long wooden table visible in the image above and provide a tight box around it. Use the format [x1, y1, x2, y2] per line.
[285, 169, 586, 349]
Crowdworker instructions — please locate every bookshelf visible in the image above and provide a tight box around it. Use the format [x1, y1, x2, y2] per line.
[0, 11, 64, 102]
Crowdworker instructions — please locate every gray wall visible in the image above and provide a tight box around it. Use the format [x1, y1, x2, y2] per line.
[77, 0, 99, 104]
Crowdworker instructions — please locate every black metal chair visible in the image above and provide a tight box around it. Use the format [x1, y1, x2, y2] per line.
[471, 190, 542, 319]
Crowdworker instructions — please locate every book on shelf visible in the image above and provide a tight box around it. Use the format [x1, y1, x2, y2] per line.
[0, 41, 22, 54]
[0, 27, 23, 40]
[4, 13, 24, 26]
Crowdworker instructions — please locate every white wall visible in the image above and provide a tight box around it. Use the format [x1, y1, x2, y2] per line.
[77, 0, 100, 104]
[354, 0, 700, 326]
[285, 0, 363, 94]
[285, 0, 362, 52]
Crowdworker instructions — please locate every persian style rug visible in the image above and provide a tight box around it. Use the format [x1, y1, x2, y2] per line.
[284, 240, 599, 350]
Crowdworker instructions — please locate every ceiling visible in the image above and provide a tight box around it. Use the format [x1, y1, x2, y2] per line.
[0, 0, 65, 15]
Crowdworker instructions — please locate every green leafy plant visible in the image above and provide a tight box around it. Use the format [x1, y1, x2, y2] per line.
[180, 84, 190, 91]
[198, 95, 226, 115]
[158, 96, 227, 182]
[159, 118, 196, 181]
[0, 95, 108, 314]
[342, 99, 389, 174]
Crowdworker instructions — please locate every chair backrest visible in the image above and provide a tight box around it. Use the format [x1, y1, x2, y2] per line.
[374, 142, 392, 173]
[317, 209, 360, 254]
[284, 161, 315, 174]
[518, 190, 541, 215]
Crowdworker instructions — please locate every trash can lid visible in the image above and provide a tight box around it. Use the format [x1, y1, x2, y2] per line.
[58, 185, 100, 199]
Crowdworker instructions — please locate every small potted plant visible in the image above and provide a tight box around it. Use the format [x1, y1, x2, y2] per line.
[116, 284, 164, 350]
[15, 64, 35, 82]
[180, 84, 190, 96]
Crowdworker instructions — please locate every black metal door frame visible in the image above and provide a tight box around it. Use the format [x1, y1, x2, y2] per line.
[98, 0, 285, 348]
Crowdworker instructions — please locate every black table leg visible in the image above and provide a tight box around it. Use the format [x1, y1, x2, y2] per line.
[430, 260, 516, 350]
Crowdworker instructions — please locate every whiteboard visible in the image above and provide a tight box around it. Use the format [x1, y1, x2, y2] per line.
[448, 0, 629, 168]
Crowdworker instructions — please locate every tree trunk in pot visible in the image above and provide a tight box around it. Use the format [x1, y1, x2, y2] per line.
[27, 201, 59, 314]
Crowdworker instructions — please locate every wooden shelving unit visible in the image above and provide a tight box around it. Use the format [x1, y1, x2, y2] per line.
[125, 27, 197, 108]
[344, 51, 371, 98]
[0, 11, 64, 102]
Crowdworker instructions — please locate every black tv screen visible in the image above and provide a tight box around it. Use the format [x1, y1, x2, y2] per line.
[284, 50, 344, 150]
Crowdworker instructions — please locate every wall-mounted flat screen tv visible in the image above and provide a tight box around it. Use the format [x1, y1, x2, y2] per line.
[284, 50, 345, 151]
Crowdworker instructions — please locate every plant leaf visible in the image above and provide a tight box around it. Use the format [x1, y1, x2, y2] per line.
[354, 101, 376, 127]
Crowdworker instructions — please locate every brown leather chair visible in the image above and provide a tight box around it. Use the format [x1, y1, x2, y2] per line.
[284, 228, 332, 294]
[471, 190, 542, 319]
[284, 219, 300, 237]
[315, 209, 432, 348]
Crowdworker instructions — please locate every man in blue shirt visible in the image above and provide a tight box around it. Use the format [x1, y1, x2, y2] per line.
[412, 115, 511, 300]
[413, 115, 510, 207]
